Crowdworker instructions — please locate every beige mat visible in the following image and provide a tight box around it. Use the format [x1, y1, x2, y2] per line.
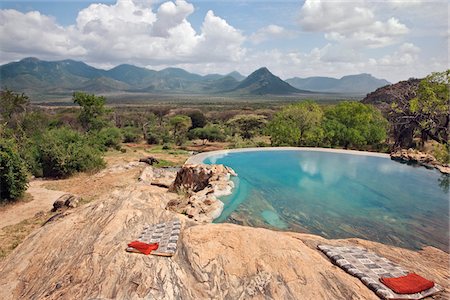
[127, 219, 181, 257]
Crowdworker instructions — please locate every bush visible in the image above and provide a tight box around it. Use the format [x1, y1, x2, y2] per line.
[0, 139, 28, 201]
[188, 125, 226, 143]
[90, 127, 122, 151]
[39, 127, 105, 178]
[122, 126, 141, 143]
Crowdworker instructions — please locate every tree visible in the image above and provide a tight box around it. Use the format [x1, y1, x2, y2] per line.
[169, 115, 192, 146]
[409, 70, 449, 146]
[267, 101, 323, 146]
[227, 114, 267, 139]
[188, 110, 207, 129]
[388, 70, 449, 148]
[73, 92, 107, 131]
[323, 102, 388, 148]
[188, 125, 226, 144]
[0, 139, 28, 201]
[0, 89, 29, 129]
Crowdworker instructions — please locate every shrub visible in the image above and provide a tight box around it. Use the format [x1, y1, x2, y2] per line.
[39, 127, 105, 178]
[90, 127, 122, 151]
[122, 126, 141, 143]
[188, 125, 226, 143]
[0, 139, 28, 201]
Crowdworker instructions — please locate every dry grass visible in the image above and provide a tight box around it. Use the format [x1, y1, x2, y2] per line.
[0, 211, 53, 260]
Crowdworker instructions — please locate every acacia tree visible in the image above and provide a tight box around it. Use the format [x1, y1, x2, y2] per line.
[73, 92, 107, 131]
[169, 115, 192, 146]
[389, 70, 449, 148]
[0, 89, 29, 130]
[267, 101, 323, 146]
[227, 114, 267, 139]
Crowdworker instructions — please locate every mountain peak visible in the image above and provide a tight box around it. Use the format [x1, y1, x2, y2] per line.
[232, 67, 307, 95]
[20, 57, 40, 63]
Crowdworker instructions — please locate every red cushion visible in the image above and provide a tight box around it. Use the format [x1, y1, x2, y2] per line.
[380, 273, 434, 294]
[128, 241, 159, 255]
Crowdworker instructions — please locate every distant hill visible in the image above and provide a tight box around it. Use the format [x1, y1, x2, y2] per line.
[231, 67, 308, 95]
[1, 58, 315, 98]
[286, 73, 390, 95]
[227, 71, 245, 81]
[361, 78, 421, 113]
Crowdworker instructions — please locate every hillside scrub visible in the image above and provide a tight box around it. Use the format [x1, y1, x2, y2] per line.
[0, 139, 28, 201]
[39, 127, 105, 178]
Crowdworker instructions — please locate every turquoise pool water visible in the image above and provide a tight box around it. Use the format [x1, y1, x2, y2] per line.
[203, 150, 449, 251]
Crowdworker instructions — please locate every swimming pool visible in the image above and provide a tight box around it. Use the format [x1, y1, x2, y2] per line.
[199, 148, 449, 251]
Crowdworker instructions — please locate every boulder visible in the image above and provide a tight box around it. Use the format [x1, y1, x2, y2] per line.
[139, 156, 159, 165]
[138, 167, 178, 188]
[51, 194, 81, 212]
[167, 164, 235, 223]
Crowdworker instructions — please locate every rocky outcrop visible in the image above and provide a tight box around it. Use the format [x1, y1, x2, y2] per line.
[167, 164, 236, 222]
[138, 166, 178, 188]
[391, 149, 450, 174]
[362, 78, 420, 114]
[0, 182, 448, 300]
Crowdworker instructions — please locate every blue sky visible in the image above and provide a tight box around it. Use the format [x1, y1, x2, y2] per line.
[0, 0, 448, 82]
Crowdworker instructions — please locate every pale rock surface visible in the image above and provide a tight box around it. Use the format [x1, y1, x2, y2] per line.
[391, 149, 450, 174]
[0, 165, 448, 300]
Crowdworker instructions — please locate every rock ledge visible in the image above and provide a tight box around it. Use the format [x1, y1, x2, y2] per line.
[391, 149, 450, 174]
[167, 164, 237, 222]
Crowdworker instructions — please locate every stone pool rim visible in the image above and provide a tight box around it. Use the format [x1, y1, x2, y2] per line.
[186, 147, 390, 165]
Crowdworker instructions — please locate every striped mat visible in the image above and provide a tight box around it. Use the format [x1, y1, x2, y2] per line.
[127, 219, 181, 257]
[318, 245, 443, 300]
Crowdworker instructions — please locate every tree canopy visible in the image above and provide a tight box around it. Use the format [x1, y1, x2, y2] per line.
[227, 114, 267, 139]
[389, 70, 449, 147]
[267, 101, 323, 146]
[323, 102, 388, 148]
[73, 92, 107, 131]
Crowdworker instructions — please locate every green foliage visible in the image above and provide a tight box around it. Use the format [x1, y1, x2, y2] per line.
[267, 101, 323, 146]
[72, 92, 107, 131]
[39, 127, 105, 178]
[409, 70, 449, 145]
[188, 111, 207, 129]
[90, 127, 122, 151]
[227, 114, 267, 139]
[0, 89, 29, 129]
[122, 126, 141, 143]
[169, 115, 192, 146]
[188, 125, 226, 144]
[0, 139, 28, 201]
[323, 102, 388, 148]
[432, 143, 450, 164]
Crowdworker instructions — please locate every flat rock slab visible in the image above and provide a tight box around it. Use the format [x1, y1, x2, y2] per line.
[0, 182, 447, 300]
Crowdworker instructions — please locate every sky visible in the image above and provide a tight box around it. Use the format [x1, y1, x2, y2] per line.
[0, 0, 448, 82]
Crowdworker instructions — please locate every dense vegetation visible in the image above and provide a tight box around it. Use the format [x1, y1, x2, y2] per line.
[1, 70, 448, 202]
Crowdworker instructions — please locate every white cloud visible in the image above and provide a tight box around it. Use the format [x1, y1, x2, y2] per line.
[299, 0, 409, 48]
[378, 43, 421, 66]
[0, 0, 245, 66]
[0, 10, 84, 59]
[151, 0, 194, 37]
[249, 25, 293, 44]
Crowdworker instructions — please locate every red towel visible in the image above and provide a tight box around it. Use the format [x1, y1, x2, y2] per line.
[128, 241, 159, 255]
[380, 273, 434, 294]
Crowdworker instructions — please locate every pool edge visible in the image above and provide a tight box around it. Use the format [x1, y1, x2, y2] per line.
[186, 147, 390, 164]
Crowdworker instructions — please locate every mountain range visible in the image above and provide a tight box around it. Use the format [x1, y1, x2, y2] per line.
[286, 74, 390, 94]
[0, 57, 390, 98]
